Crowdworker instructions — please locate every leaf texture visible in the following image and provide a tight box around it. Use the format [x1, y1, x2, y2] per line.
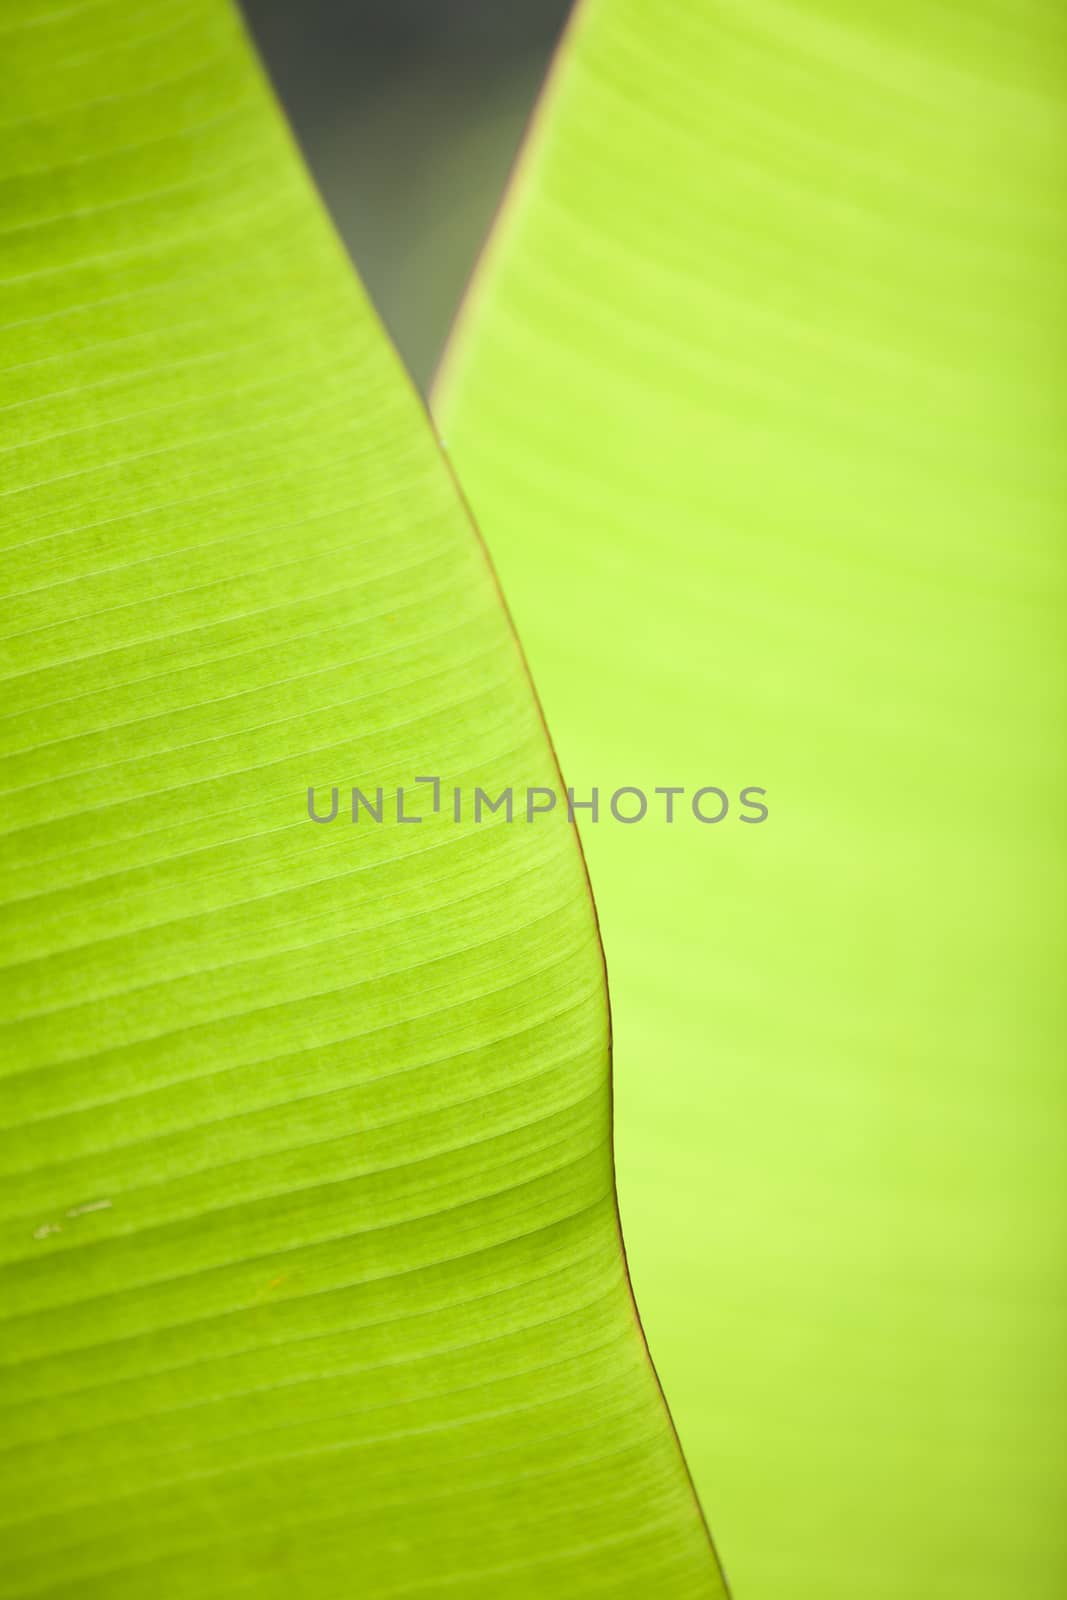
[0, 2, 725, 1595]
[436, 0, 1067, 1594]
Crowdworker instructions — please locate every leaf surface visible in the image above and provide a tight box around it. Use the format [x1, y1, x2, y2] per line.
[435, 1, 1067, 1594]
[0, 2, 724, 1595]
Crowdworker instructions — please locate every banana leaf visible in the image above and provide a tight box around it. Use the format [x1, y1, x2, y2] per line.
[0, 2, 725, 1594]
[435, 1, 1067, 1594]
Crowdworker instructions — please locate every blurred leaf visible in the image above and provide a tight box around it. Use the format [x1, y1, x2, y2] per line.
[436, 1, 1067, 1596]
[0, 1, 724, 1595]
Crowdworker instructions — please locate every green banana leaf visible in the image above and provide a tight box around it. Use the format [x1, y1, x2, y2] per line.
[435, 1, 1066, 1596]
[0, 2, 725, 1595]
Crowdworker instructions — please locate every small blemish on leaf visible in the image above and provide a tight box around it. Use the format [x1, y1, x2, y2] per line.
[67, 1198, 113, 1218]
[32, 1222, 62, 1241]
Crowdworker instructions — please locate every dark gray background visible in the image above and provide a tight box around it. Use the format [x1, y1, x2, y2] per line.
[241, 1, 573, 392]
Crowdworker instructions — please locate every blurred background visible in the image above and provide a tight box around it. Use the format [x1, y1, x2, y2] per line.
[241, 0, 573, 393]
